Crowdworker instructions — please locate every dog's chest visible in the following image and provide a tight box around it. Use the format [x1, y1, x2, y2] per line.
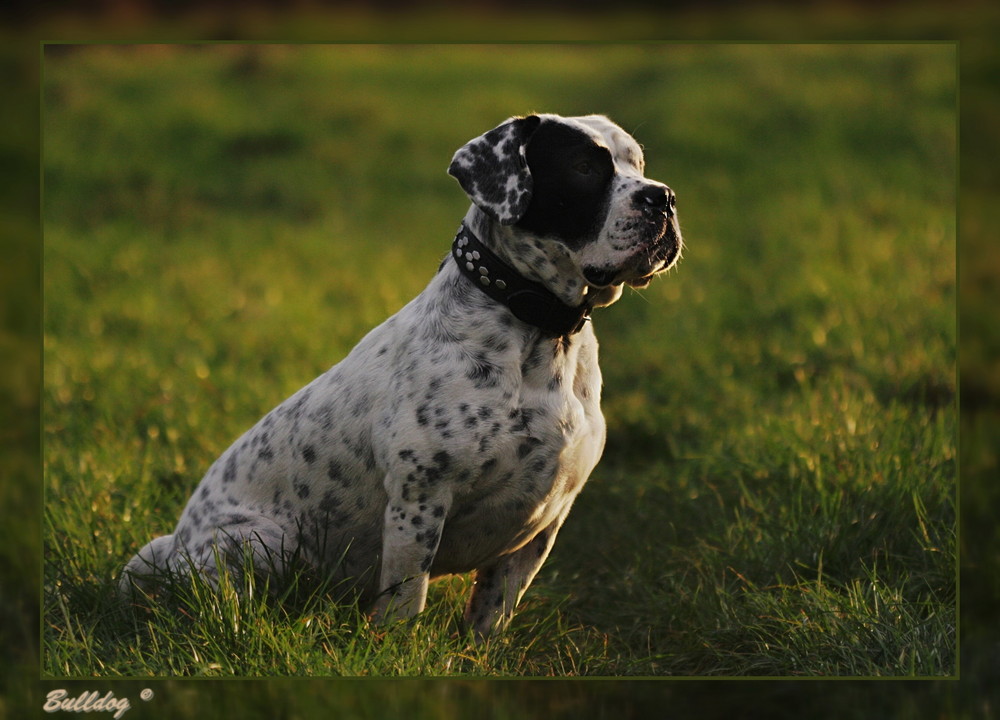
[408, 322, 606, 573]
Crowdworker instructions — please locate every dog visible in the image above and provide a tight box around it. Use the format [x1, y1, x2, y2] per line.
[120, 113, 682, 639]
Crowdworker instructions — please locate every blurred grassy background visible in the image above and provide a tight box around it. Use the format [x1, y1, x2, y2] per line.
[1, 1, 997, 716]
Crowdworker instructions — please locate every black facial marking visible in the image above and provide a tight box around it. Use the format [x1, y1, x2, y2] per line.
[515, 121, 614, 246]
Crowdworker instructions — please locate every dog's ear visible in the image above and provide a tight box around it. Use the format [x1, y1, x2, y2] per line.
[448, 115, 542, 226]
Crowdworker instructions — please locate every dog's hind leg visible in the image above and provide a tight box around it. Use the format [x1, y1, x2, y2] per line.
[118, 533, 178, 598]
[119, 514, 297, 599]
[197, 514, 297, 591]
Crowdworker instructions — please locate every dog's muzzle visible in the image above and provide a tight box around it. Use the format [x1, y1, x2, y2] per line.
[584, 184, 682, 289]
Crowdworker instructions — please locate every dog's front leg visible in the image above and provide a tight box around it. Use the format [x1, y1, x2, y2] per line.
[370, 482, 450, 624]
[464, 509, 568, 640]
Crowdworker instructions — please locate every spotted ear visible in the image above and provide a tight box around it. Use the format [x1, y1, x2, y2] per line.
[448, 115, 542, 226]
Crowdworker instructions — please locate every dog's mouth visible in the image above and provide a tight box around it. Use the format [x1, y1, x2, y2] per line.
[624, 272, 660, 289]
[584, 217, 682, 290]
[626, 233, 682, 287]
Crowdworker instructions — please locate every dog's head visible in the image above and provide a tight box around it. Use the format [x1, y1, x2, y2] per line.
[449, 113, 682, 304]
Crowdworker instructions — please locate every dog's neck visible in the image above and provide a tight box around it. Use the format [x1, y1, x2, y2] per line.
[462, 208, 623, 311]
[451, 221, 592, 338]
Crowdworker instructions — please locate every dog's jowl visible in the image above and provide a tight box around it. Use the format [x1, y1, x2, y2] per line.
[120, 114, 683, 639]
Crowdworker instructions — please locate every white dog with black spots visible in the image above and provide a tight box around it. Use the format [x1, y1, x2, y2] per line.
[120, 113, 683, 639]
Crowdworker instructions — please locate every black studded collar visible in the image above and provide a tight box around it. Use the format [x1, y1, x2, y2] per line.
[451, 224, 592, 338]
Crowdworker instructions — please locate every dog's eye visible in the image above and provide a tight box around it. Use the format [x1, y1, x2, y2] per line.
[573, 160, 593, 176]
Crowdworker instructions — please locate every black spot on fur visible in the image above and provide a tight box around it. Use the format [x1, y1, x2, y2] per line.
[223, 453, 238, 483]
[319, 491, 341, 513]
[302, 445, 317, 463]
[423, 529, 440, 550]
[509, 408, 540, 433]
[432, 451, 452, 470]
[286, 388, 313, 420]
[483, 334, 510, 353]
[416, 404, 430, 426]
[518, 437, 542, 459]
[534, 532, 549, 556]
[466, 352, 500, 389]
[530, 457, 551, 475]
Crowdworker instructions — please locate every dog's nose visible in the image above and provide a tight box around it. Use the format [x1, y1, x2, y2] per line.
[636, 184, 675, 214]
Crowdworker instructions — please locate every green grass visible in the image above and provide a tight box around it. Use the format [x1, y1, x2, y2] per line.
[42, 43, 956, 677]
